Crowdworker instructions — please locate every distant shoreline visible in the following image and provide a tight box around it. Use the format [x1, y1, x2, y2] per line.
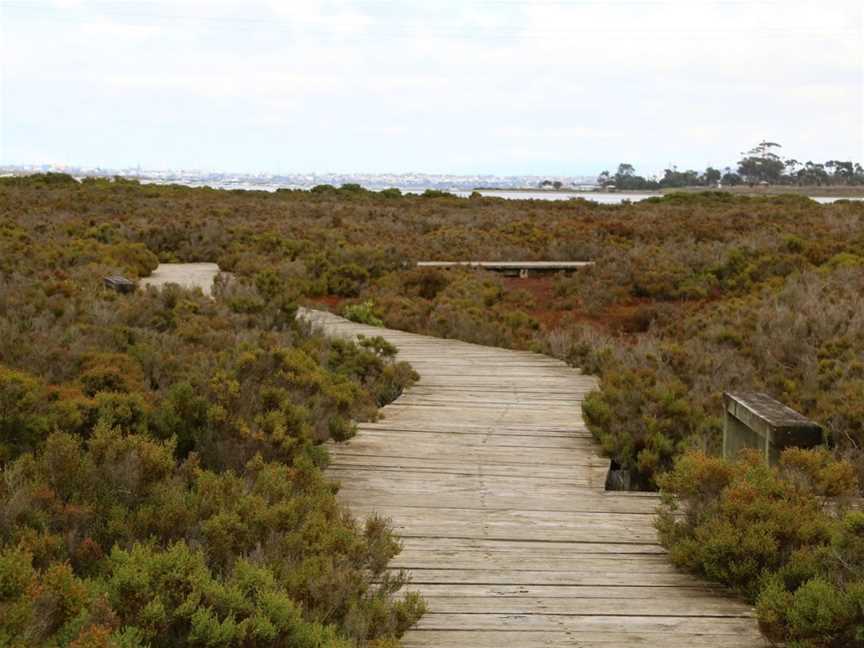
[473, 186, 612, 193]
[659, 185, 864, 198]
[474, 185, 864, 198]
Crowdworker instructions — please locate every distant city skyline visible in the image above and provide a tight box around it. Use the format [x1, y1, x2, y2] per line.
[0, 161, 600, 190]
[1, 0, 862, 176]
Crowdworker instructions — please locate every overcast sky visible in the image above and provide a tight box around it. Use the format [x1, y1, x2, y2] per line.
[1, 0, 862, 176]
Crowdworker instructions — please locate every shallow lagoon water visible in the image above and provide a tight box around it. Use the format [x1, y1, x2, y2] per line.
[141, 180, 862, 205]
[453, 190, 660, 203]
[454, 190, 864, 204]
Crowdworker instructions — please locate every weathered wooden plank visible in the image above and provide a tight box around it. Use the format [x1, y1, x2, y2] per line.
[405, 584, 723, 598]
[391, 555, 683, 572]
[398, 538, 668, 555]
[402, 631, 760, 648]
[354, 429, 597, 448]
[395, 569, 724, 587]
[416, 261, 594, 270]
[412, 613, 761, 633]
[334, 443, 601, 467]
[359, 421, 594, 437]
[411, 596, 753, 616]
[349, 505, 660, 543]
[328, 460, 596, 481]
[337, 490, 660, 514]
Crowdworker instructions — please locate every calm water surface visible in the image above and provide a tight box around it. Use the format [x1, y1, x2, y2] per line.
[454, 190, 659, 203]
[143, 180, 863, 205]
[810, 196, 864, 204]
[459, 190, 864, 204]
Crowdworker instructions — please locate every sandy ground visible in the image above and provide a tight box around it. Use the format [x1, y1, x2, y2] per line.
[139, 263, 220, 296]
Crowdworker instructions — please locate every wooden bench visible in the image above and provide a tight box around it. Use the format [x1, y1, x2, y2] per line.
[416, 261, 593, 278]
[723, 391, 823, 464]
[103, 275, 136, 294]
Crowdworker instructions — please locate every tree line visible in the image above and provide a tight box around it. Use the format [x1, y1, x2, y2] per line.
[598, 141, 864, 189]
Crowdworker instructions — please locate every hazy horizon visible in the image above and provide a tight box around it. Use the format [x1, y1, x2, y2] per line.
[1, 0, 862, 177]
[1, 160, 600, 181]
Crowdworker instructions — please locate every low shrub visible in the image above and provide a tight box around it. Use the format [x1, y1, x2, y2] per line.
[658, 449, 864, 647]
[0, 182, 428, 645]
[3, 177, 864, 646]
[344, 300, 385, 327]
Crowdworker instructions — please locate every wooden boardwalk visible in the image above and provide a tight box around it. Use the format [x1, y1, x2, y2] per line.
[139, 262, 221, 296]
[300, 309, 765, 648]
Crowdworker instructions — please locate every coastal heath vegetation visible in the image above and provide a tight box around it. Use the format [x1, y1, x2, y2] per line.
[2, 173, 864, 645]
[656, 449, 864, 647]
[0, 175, 422, 647]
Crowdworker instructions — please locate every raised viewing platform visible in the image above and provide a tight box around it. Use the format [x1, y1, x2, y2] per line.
[417, 261, 593, 277]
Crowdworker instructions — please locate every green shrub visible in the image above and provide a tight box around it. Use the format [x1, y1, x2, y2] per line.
[344, 300, 384, 327]
[0, 365, 53, 462]
[328, 264, 370, 297]
[0, 178, 433, 645]
[329, 415, 356, 441]
[310, 184, 336, 194]
[658, 449, 864, 646]
[420, 189, 452, 198]
[584, 368, 700, 489]
[0, 172, 78, 187]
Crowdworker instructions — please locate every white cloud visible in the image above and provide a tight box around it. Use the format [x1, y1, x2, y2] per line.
[494, 126, 623, 139]
[80, 18, 160, 40]
[1, 0, 861, 173]
[266, 0, 373, 35]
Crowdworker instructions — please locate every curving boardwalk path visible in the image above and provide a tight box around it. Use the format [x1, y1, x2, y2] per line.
[300, 309, 764, 648]
[138, 265, 761, 647]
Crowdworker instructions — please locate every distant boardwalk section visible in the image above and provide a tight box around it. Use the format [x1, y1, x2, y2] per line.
[139, 262, 221, 296]
[417, 260, 593, 278]
[299, 308, 763, 648]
